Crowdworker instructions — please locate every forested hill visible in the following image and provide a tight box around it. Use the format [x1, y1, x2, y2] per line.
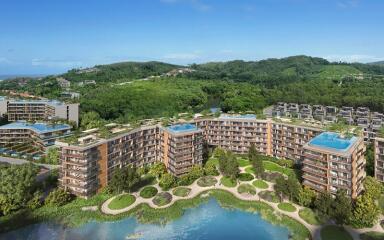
[1, 55, 384, 123]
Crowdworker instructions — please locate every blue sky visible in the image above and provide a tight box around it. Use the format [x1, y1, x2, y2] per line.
[0, 0, 383, 74]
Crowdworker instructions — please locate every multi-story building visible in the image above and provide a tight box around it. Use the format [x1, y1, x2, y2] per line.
[313, 105, 326, 121]
[57, 123, 203, 198]
[0, 121, 71, 152]
[302, 132, 365, 198]
[195, 114, 271, 155]
[299, 104, 312, 119]
[374, 137, 384, 183]
[0, 97, 79, 126]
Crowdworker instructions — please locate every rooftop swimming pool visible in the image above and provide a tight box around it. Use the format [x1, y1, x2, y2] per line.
[219, 114, 256, 120]
[167, 123, 198, 133]
[309, 132, 357, 151]
[0, 122, 71, 134]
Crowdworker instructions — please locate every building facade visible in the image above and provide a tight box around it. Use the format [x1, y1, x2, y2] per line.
[302, 132, 366, 198]
[374, 137, 384, 183]
[0, 97, 79, 126]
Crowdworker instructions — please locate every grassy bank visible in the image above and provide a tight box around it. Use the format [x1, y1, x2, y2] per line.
[0, 190, 311, 240]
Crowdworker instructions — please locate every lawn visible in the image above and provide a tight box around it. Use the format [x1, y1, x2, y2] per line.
[197, 176, 218, 187]
[237, 184, 256, 195]
[258, 190, 280, 203]
[298, 208, 326, 225]
[238, 173, 254, 181]
[152, 192, 173, 206]
[220, 176, 237, 187]
[263, 161, 294, 176]
[252, 179, 268, 189]
[206, 157, 219, 167]
[172, 187, 191, 197]
[139, 186, 158, 198]
[320, 226, 352, 240]
[360, 231, 384, 240]
[108, 194, 136, 210]
[277, 203, 296, 212]
[237, 158, 251, 167]
[245, 166, 255, 174]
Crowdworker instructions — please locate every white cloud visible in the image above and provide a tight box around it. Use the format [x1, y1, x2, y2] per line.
[324, 54, 383, 63]
[337, 0, 359, 8]
[160, 0, 211, 12]
[31, 58, 83, 68]
[163, 53, 201, 60]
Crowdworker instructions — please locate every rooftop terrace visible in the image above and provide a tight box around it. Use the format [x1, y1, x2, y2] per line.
[166, 123, 198, 133]
[308, 132, 357, 151]
[0, 121, 71, 134]
[219, 114, 257, 120]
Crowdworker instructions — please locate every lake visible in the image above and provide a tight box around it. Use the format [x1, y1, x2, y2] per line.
[0, 199, 291, 240]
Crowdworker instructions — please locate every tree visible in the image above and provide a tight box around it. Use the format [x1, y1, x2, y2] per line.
[218, 150, 239, 179]
[45, 188, 72, 207]
[365, 144, 375, 176]
[274, 175, 300, 202]
[159, 173, 176, 190]
[204, 163, 219, 176]
[149, 162, 167, 179]
[45, 147, 59, 165]
[27, 191, 43, 210]
[0, 163, 39, 215]
[363, 176, 383, 200]
[249, 144, 264, 177]
[188, 165, 204, 180]
[274, 176, 287, 201]
[314, 192, 333, 216]
[351, 195, 380, 228]
[297, 186, 316, 207]
[332, 190, 352, 225]
[108, 165, 140, 194]
[80, 111, 105, 130]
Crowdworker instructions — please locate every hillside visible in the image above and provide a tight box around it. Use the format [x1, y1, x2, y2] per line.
[1, 55, 384, 124]
[369, 61, 384, 66]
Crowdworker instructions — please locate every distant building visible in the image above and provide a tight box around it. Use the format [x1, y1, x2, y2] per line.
[0, 97, 79, 126]
[61, 91, 80, 99]
[56, 77, 71, 88]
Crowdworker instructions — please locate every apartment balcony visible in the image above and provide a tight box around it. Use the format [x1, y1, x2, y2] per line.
[303, 180, 327, 191]
[303, 174, 328, 184]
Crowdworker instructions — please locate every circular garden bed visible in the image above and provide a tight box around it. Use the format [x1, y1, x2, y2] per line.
[152, 192, 173, 206]
[262, 172, 285, 183]
[220, 176, 237, 187]
[197, 176, 218, 187]
[252, 179, 268, 189]
[277, 202, 296, 212]
[237, 183, 256, 195]
[238, 173, 254, 181]
[172, 187, 191, 197]
[108, 194, 136, 210]
[258, 190, 281, 203]
[139, 186, 158, 198]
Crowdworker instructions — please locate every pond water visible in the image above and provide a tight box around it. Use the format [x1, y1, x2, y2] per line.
[0, 199, 291, 240]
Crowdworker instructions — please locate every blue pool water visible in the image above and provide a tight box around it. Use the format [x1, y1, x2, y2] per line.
[0, 199, 290, 240]
[219, 114, 257, 120]
[0, 121, 71, 134]
[167, 123, 198, 133]
[309, 132, 357, 151]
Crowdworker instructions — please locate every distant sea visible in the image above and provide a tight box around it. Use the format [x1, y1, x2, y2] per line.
[0, 74, 47, 81]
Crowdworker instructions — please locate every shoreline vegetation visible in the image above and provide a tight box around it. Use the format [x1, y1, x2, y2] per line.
[0, 189, 311, 240]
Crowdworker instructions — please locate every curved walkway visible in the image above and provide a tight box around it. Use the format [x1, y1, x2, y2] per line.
[101, 170, 384, 240]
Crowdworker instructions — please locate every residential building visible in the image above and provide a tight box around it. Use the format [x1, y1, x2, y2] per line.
[56, 77, 71, 88]
[57, 123, 203, 198]
[0, 97, 79, 126]
[299, 104, 313, 119]
[0, 121, 71, 152]
[374, 137, 384, 183]
[302, 132, 365, 198]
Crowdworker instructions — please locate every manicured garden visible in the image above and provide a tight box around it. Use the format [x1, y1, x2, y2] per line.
[172, 187, 191, 197]
[252, 179, 268, 189]
[278, 202, 296, 212]
[152, 192, 173, 206]
[258, 190, 280, 203]
[139, 186, 158, 198]
[237, 184, 256, 195]
[220, 176, 237, 187]
[238, 173, 254, 181]
[108, 194, 136, 210]
[320, 226, 352, 240]
[197, 176, 217, 187]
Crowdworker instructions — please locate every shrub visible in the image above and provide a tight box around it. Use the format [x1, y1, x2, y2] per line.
[204, 164, 219, 176]
[238, 173, 254, 181]
[258, 191, 280, 203]
[197, 176, 218, 187]
[45, 188, 72, 207]
[159, 173, 176, 190]
[220, 176, 237, 187]
[140, 186, 158, 198]
[27, 191, 42, 210]
[172, 187, 191, 197]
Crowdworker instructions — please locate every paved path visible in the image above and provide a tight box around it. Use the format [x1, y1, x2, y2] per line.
[101, 171, 384, 240]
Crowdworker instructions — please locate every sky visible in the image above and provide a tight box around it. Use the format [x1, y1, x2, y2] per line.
[0, 0, 383, 75]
